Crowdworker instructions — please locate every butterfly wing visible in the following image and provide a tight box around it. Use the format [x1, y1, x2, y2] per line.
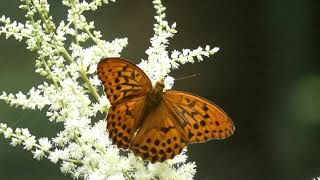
[164, 90, 235, 143]
[97, 58, 152, 105]
[107, 96, 146, 149]
[129, 101, 188, 163]
[97, 58, 152, 149]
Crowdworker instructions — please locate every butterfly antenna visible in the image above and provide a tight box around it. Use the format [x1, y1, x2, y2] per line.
[175, 73, 200, 81]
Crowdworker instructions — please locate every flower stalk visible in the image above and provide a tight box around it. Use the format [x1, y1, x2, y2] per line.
[0, 0, 219, 179]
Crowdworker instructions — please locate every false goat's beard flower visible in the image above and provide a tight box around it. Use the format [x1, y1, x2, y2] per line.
[0, 0, 219, 179]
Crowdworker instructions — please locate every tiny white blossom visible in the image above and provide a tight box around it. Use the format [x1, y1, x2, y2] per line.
[211, 47, 220, 54]
[39, 137, 52, 151]
[23, 136, 36, 150]
[15, 128, 22, 135]
[10, 138, 22, 146]
[21, 128, 31, 137]
[60, 161, 76, 174]
[0, 123, 7, 129]
[49, 149, 69, 163]
[68, 143, 84, 160]
[164, 76, 175, 90]
[33, 149, 45, 160]
[4, 127, 13, 138]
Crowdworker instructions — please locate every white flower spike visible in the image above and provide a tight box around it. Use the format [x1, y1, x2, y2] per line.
[0, 0, 220, 179]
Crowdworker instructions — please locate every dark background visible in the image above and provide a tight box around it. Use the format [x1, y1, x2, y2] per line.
[0, 0, 319, 179]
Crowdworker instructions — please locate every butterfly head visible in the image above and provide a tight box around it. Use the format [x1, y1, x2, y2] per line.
[154, 79, 165, 92]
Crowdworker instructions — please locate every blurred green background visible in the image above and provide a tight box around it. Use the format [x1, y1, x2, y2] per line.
[0, 0, 319, 179]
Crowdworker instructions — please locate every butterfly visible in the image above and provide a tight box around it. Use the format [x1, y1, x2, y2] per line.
[97, 57, 234, 163]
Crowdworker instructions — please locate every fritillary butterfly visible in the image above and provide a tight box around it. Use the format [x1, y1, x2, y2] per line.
[97, 58, 235, 163]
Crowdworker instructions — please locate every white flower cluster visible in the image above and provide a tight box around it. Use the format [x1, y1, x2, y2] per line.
[0, 0, 219, 179]
[138, 0, 220, 90]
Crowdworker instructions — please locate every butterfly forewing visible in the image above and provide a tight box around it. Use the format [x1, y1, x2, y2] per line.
[97, 58, 152, 149]
[164, 90, 234, 143]
[130, 102, 188, 163]
[97, 58, 152, 105]
[106, 96, 146, 149]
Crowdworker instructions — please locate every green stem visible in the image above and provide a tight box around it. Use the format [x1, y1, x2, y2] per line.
[42, 58, 59, 89]
[0, 31, 33, 39]
[60, 48, 100, 101]
[32, 1, 54, 33]
[124, 171, 133, 180]
[75, 27, 79, 45]
[73, 132, 82, 145]
[80, 67, 100, 100]
[85, 28, 107, 56]
[69, 0, 105, 54]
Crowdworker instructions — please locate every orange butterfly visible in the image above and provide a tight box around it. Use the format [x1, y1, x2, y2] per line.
[97, 58, 234, 163]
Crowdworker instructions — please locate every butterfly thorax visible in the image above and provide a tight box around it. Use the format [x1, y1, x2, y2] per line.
[145, 79, 165, 110]
[136, 79, 165, 130]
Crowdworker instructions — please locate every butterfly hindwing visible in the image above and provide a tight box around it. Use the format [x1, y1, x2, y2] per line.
[129, 102, 188, 163]
[164, 90, 235, 143]
[106, 96, 146, 149]
[97, 58, 152, 105]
